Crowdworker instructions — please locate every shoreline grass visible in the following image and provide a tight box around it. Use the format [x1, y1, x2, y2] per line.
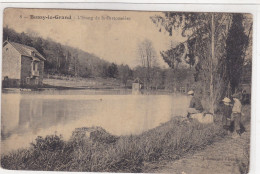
[1, 105, 250, 172]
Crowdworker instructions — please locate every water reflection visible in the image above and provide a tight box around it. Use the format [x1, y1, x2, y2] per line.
[1, 91, 189, 154]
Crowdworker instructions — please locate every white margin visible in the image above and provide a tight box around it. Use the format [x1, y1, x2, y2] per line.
[0, 2, 259, 174]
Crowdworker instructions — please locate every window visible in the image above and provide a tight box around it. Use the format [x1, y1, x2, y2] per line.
[35, 63, 38, 71]
[35, 77, 39, 84]
[26, 77, 30, 84]
[33, 62, 38, 71]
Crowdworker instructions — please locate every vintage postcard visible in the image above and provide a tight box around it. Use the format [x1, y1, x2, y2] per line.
[0, 7, 253, 174]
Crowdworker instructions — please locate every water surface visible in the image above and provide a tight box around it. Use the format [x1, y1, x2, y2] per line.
[1, 89, 189, 154]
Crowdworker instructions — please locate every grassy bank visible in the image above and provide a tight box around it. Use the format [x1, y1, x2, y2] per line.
[1, 105, 250, 172]
[1, 118, 228, 172]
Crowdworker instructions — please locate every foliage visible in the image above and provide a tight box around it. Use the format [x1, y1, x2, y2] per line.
[1, 116, 228, 172]
[31, 135, 64, 151]
[160, 40, 199, 70]
[107, 63, 119, 78]
[151, 12, 252, 112]
[2, 103, 251, 171]
[3, 27, 112, 78]
[150, 66, 164, 90]
[133, 66, 194, 91]
[118, 64, 133, 86]
[137, 39, 158, 89]
[224, 14, 249, 94]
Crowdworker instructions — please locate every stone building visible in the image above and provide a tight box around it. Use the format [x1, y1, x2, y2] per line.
[132, 78, 143, 95]
[2, 41, 46, 88]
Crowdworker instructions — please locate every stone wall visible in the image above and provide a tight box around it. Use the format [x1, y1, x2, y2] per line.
[38, 60, 44, 86]
[2, 43, 21, 80]
[2, 42, 45, 88]
[20, 56, 44, 86]
[21, 55, 32, 86]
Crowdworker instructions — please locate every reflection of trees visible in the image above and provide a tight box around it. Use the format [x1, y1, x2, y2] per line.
[1, 96, 21, 140]
[18, 99, 67, 133]
[19, 99, 43, 133]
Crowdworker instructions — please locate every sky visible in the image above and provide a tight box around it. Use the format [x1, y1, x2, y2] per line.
[3, 8, 187, 68]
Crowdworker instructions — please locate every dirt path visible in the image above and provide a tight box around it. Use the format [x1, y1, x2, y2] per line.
[147, 125, 250, 174]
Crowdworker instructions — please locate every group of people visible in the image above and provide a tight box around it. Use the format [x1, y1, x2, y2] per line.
[222, 93, 243, 138]
[187, 90, 243, 138]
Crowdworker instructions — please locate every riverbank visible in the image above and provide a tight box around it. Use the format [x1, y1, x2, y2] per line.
[43, 77, 124, 90]
[1, 105, 250, 172]
[1, 77, 128, 93]
[2, 77, 125, 92]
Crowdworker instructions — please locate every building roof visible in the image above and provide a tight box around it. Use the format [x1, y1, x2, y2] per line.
[133, 77, 143, 84]
[4, 41, 46, 61]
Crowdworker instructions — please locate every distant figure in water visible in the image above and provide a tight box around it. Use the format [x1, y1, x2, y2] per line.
[187, 90, 203, 118]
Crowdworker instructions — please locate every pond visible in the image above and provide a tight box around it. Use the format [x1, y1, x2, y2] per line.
[1, 89, 190, 154]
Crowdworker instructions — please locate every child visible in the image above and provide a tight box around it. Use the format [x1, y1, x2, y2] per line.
[222, 97, 232, 134]
[231, 93, 242, 138]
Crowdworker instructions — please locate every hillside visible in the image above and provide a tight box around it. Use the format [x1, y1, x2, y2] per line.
[3, 27, 110, 78]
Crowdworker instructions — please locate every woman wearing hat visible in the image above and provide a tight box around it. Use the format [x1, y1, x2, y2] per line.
[222, 97, 232, 134]
[187, 90, 204, 117]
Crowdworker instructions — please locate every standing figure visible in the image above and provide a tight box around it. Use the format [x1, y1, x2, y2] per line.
[222, 97, 232, 134]
[231, 93, 242, 138]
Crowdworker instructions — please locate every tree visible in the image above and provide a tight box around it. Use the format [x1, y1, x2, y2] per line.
[224, 14, 249, 95]
[107, 63, 119, 78]
[32, 37, 44, 56]
[137, 39, 158, 89]
[133, 66, 146, 85]
[68, 53, 79, 76]
[160, 42, 184, 69]
[150, 67, 163, 90]
[2, 26, 137, 81]
[151, 12, 245, 113]
[3, 27, 21, 42]
[99, 63, 109, 78]
[59, 50, 72, 75]
[118, 64, 132, 87]
[20, 32, 33, 46]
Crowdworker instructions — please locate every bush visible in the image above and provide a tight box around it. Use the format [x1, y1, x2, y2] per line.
[31, 135, 64, 151]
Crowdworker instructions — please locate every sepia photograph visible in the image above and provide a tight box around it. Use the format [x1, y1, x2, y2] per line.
[0, 7, 253, 174]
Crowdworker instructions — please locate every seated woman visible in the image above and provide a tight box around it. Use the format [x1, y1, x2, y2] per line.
[187, 90, 203, 117]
